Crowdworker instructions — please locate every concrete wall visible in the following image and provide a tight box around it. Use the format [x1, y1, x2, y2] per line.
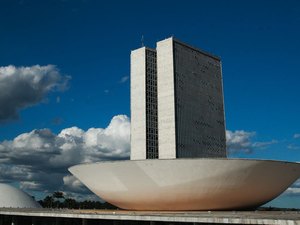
[2, 210, 300, 225]
[130, 48, 147, 160]
[157, 38, 177, 159]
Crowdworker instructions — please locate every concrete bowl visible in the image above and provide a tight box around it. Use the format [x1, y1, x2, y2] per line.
[69, 158, 300, 210]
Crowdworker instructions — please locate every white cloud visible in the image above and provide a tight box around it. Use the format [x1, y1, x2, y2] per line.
[1, 114, 281, 199]
[0, 65, 70, 123]
[283, 179, 300, 196]
[20, 181, 43, 191]
[293, 134, 300, 139]
[0, 115, 130, 196]
[226, 130, 277, 154]
[226, 130, 255, 153]
[285, 187, 300, 195]
[252, 140, 278, 148]
[63, 175, 86, 193]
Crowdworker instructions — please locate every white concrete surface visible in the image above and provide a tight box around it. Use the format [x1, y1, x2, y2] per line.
[157, 38, 177, 159]
[0, 183, 41, 208]
[69, 158, 300, 211]
[130, 47, 147, 160]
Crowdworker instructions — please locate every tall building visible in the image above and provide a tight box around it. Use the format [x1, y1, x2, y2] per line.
[131, 37, 226, 160]
[69, 38, 300, 212]
[131, 47, 159, 160]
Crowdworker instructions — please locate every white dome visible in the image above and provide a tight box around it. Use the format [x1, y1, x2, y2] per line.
[0, 183, 41, 208]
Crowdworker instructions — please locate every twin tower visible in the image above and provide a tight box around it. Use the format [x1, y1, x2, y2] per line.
[130, 37, 226, 160]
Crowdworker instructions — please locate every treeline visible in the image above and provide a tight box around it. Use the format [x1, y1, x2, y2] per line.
[38, 192, 117, 209]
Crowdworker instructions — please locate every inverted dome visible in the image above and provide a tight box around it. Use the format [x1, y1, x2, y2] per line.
[0, 183, 41, 208]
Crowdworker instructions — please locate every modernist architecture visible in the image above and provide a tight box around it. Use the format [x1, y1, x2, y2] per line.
[69, 38, 300, 211]
[70, 159, 300, 211]
[131, 47, 159, 160]
[131, 37, 226, 160]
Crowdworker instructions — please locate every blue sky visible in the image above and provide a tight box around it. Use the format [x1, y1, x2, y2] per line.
[0, 0, 300, 208]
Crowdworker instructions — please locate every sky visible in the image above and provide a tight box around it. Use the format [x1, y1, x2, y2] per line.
[0, 0, 300, 208]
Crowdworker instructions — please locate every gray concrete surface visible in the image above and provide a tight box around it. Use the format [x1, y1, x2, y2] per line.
[0, 208, 300, 225]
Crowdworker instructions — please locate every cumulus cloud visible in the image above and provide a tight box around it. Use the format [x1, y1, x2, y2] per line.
[226, 130, 277, 154]
[226, 130, 255, 153]
[63, 175, 86, 193]
[0, 114, 282, 199]
[0, 115, 130, 197]
[0, 65, 70, 123]
[284, 179, 300, 196]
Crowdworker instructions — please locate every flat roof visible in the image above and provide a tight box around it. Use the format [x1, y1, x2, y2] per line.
[0, 208, 300, 225]
[172, 37, 221, 61]
[130, 37, 221, 61]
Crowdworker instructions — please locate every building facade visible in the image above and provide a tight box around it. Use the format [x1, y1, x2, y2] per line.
[131, 37, 226, 160]
[130, 47, 159, 160]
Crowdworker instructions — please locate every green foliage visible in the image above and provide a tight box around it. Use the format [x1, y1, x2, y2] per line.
[38, 192, 118, 209]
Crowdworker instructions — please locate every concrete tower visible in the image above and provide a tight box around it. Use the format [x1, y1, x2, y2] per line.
[130, 47, 159, 160]
[130, 37, 226, 160]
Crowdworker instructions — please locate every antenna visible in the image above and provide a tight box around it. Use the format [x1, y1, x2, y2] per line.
[141, 35, 144, 47]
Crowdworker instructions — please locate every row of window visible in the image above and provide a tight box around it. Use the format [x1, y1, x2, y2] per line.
[146, 92, 157, 99]
[146, 144, 158, 149]
[146, 63, 156, 67]
[146, 152, 159, 159]
[147, 102, 157, 108]
[146, 50, 159, 159]
[194, 120, 213, 128]
[146, 51, 156, 58]
[146, 78, 157, 84]
[146, 128, 158, 134]
[146, 114, 158, 120]
[146, 120, 158, 126]
[147, 103, 157, 108]
[146, 87, 157, 94]
[177, 139, 225, 150]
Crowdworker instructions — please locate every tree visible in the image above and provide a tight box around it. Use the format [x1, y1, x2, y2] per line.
[39, 192, 118, 209]
[41, 196, 54, 208]
[52, 191, 64, 200]
[64, 198, 78, 209]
